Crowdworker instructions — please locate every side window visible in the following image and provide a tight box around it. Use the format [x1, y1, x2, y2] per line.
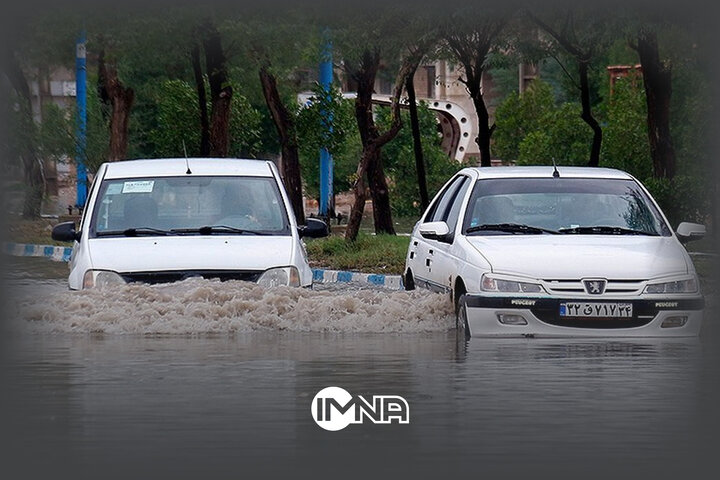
[78, 173, 99, 231]
[425, 176, 466, 223]
[444, 177, 471, 234]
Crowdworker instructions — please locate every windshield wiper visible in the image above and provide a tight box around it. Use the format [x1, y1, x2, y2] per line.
[170, 225, 271, 235]
[558, 226, 659, 236]
[96, 227, 171, 237]
[465, 223, 559, 235]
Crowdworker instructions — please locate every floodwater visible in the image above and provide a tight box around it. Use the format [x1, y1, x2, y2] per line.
[1, 256, 719, 479]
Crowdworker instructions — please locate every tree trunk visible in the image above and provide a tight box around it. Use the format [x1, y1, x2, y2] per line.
[367, 146, 394, 233]
[637, 31, 675, 179]
[344, 50, 419, 241]
[344, 146, 373, 242]
[406, 69, 429, 210]
[579, 60, 602, 167]
[470, 81, 494, 167]
[445, 29, 503, 167]
[191, 41, 210, 157]
[3, 46, 45, 217]
[21, 150, 45, 217]
[201, 20, 232, 158]
[259, 66, 305, 225]
[98, 48, 134, 161]
[363, 110, 395, 233]
[346, 49, 396, 237]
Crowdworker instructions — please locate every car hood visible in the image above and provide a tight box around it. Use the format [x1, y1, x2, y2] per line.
[465, 235, 690, 280]
[87, 235, 295, 272]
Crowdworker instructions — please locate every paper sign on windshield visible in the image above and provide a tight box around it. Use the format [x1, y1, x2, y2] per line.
[122, 180, 155, 194]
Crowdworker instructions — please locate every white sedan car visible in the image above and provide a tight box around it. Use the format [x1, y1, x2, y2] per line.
[52, 158, 328, 290]
[403, 166, 705, 337]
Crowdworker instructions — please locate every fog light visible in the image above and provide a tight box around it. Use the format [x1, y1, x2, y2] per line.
[661, 316, 688, 328]
[497, 314, 528, 326]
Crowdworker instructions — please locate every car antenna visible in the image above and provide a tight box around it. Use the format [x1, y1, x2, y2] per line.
[552, 158, 560, 178]
[182, 140, 192, 174]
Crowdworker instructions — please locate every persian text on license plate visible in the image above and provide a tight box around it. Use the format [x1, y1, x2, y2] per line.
[559, 302, 633, 318]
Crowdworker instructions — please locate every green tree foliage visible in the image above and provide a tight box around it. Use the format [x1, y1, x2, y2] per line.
[493, 80, 555, 160]
[2, 92, 36, 171]
[493, 79, 591, 165]
[37, 104, 75, 160]
[516, 102, 592, 166]
[670, 54, 713, 178]
[600, 76, 652, 179]
[643, 175, 711, 227]
[147, 79, 262, 159]
[82, 76, 110, 173]
[26, 73, 112, 175]
[377, 103, 464, 217]
[296, 83, 358, 199]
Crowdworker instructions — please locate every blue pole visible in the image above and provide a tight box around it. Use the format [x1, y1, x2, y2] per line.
[75, 31, 88, 208]
[318, 28, 333, 217]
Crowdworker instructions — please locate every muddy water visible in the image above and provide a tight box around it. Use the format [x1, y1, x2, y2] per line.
[2, 256, 719, 478]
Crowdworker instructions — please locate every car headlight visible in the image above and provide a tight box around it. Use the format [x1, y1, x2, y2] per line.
[481, 274, 544, 293]
[257, 266, 300, 287]
[644, 276, 698, 294]
[83, 270, 127, 289]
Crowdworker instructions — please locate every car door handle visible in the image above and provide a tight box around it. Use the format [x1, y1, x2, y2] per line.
[426, 258, 431, 267]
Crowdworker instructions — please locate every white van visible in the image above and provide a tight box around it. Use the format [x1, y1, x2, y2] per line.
[52, 158, 328, 290]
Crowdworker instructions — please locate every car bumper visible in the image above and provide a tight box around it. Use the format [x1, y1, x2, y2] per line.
[463, 295, 704, 337]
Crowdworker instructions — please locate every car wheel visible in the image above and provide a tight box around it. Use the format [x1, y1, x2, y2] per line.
[403, 270, 415, 291]
[456, 294, 471, 340]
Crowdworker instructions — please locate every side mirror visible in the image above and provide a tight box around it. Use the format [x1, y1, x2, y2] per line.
[676, 222, 706, 244]
[299, 218, 329, 238]
[419, 221, 451, 242]
[52, 221, 80, 243]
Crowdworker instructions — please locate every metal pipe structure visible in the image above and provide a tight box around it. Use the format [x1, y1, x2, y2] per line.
[318, 28, 333, 218]
[75, 31, 88, 208]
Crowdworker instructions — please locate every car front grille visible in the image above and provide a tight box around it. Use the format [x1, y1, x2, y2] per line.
[542, 279, 646, 295]
[120, 270, 263, 285]
[532, 313, 655, 329]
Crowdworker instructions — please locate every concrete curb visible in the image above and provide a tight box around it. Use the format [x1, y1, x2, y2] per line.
[311, 268, 404, 290]
[2, 242, 405, 289]
[3, 242, 73, 262]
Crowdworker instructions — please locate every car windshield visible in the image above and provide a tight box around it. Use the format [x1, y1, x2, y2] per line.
[462, 178, 672, 236]
[90, 176, 290, 237]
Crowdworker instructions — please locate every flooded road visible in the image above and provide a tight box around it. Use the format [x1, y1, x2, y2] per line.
[2, 256, 719, 478]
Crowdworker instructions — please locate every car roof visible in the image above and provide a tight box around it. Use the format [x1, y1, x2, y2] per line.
[102, 158, 275, 179]
[464, 166, 634, 180]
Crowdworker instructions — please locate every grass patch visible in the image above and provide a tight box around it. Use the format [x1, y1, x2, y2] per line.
[359, 215, 420, 235]
[4, 217, 69, 246]
[305, 233, 410, 275]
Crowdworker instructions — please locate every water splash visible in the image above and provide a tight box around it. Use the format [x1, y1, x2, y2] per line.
[11, 278, 454, 335]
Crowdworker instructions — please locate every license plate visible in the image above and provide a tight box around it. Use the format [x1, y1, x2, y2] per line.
[559, 302, 633, 318]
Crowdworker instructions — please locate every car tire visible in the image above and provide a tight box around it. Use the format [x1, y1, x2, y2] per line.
[403, 270, 415, 291]
[456, 294, 471, 340]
